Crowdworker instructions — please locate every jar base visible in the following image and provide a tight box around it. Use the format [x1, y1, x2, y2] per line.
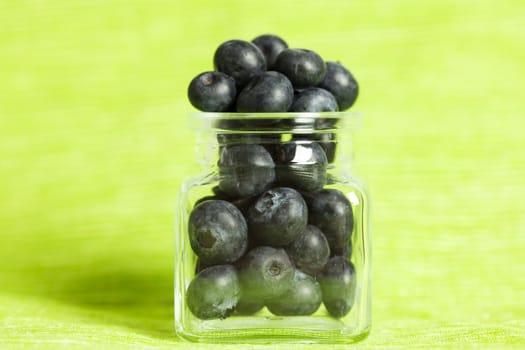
[176, 326, 370, 344]
[175, 311, 371, 344]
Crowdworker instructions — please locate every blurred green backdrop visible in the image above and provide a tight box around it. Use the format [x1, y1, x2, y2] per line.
[1, 0, 524, 348]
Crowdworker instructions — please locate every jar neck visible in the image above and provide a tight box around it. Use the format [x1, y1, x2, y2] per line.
[190, 112, 361, 170]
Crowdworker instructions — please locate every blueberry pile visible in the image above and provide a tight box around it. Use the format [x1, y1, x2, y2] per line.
[188, 34, 358, 113]
[187, 187, 355, 320]
[185, 35, 358, 320]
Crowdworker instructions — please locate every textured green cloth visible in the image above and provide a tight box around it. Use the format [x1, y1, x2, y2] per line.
[1, 0, 525, 348]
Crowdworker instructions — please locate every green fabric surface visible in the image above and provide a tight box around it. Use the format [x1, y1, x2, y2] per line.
[1, 0, 525, 348]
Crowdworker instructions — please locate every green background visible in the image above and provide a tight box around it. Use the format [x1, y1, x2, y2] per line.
[1, 0, 524, 348]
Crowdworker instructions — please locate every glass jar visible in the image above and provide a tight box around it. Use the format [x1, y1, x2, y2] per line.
[174, 112, 371, 343]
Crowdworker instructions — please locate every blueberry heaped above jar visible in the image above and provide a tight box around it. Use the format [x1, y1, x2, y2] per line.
[251, 34, 288, 70]
[235, 71, 294, 112]
[318, 61, 359, 111]
[188, 34, 359, 112]
[213, 39, 267, 88]
[273, 48, 326, 89]
[289, 87, 339, 113]
[187, 71, 237, 112]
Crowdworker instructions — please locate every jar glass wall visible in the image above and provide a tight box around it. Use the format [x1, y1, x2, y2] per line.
[174, 112, 371, 343]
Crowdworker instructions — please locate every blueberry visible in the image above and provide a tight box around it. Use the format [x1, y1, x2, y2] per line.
[237, 246, 294, 300]
[247, 187, 308, 246]
[286, 225, 330, 275]
[186, 265, 240, 320]
[317, 61, 358, 111]
[187, 71, 236, 112]
[303, 189, 353, 257]
[214, 39, 266, 88]
[272, 142, 327, 192]
[218, 144, 275, 198]
[289, 87, 338, 112]
[274, 48, 326, 88]
[266, 270, 322, 316]
[188, 200, 248, 265]
[252, 34, 288, 70]
[236, 71, 294, 112]
[319, 256, 356, 318]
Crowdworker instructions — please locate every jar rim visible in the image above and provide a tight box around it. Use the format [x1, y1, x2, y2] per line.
[188, 112, 363, 132]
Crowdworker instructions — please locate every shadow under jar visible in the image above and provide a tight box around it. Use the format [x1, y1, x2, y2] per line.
[174, 112, 371, 344]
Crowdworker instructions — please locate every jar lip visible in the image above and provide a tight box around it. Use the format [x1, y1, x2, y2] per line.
[188, 112, 363, 132]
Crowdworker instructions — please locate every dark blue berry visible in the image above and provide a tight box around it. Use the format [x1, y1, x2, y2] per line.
[237, 246, 294, 300]
[272, 142, 327, 192]
[303, 189, 353, 257]
[317, 61, 358, 111]
[289, 87, 338, 112]
[218, 144, 275, 198]
[188, 200, 248, 265]
[274, 48, 326, 88]
[247, 187, 308, 246]
[286, 225, 330, 275]
[213, 40, 266, 88]
[187, 71, 236, 112]
[319, 256, 356, 318]
[186, 265, 240, 320]
[252, 34, 288, 69]
[236, 71, 294, 112]
[266, 270, 322, 316]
